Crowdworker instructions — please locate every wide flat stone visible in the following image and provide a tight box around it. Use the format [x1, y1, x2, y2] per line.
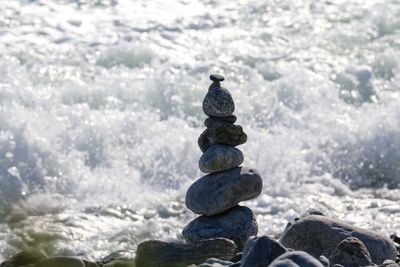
[135, 238, 237, 267]
[198, 122, 247, 152]
[204, 116, 237, 127]
[198, 145, 243, 173]
[182, 205, 258, 249]
[280, 215, 397, 264]
[241, 236, 288, 267]
[185, 167, 263, 216]
[202, 84, 235, 117]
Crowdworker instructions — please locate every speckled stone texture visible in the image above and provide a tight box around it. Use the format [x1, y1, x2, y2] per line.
[202, 80, 235, 117]
[185, 167, 263, 216]
[329, 237, 372, 267]
[198, 121, 247, 152]
[280, 215, 397, 264]
[182, 206, 258, 249]
[198, 145, 243, 173]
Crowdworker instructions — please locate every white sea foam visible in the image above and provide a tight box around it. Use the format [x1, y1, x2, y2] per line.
[0, 0, 400, 261]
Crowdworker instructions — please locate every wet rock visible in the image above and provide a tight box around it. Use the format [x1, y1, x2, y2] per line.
[186, 167, 263, 216]
[280, 215, 397, 264]
[198, 258, 233, 267]
[198, 122, 247, 152]
[135, 238, 237, 267]
[182, 206, 258, 248]
[0, 250, 46, 267]
[204, 116, 237, 127]
[318, 255, 330, 267]
[240, 235, 287, 267]
[269, 251, 324, 267]
[380, 259, 398, 267]
[34, 257, 85, 267]
[329, 237, 372, 267]
[199, 145, 243, 173]
[202, 75, 235, 118]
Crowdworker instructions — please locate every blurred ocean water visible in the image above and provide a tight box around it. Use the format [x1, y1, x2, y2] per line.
[0, 0, 400, 261]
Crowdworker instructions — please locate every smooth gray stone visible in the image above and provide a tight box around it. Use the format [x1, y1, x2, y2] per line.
[198, 122, 247, 152]
[198, 145, 243, 173]
[241, 236, 287, 267]
[34, 257, 85, 267]
[210, 74, 225, 82]
[185, 167, 263, 216]
[202, 79, 235, 117]
[204, 116, 237, 127]
[280, 215, 397, 264]
[135, 238, 237, 267]
[329, 237, 372, 267]
[269, 251, 324, 267]
[182, 206, 258, 249]
[0, 250, 46, 267]
[101, 251, 134, 266]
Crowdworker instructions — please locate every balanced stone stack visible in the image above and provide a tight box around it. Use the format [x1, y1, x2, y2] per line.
[182, 74, 263, 249]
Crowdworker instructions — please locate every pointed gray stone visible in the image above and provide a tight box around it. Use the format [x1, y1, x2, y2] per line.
[269, 251, 324, 267]
[329, 237, 372, 267]
[241, 236, 287, 267]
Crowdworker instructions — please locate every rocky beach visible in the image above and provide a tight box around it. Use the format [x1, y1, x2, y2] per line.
[1, 0, 400, 266]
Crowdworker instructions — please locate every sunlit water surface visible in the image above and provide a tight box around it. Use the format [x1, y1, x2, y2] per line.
[1, 0, 400, 262]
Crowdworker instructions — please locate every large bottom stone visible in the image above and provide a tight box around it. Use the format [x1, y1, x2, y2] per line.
[280, 215, 397, 264]
[135, 238, 237, 267]
[186, 167, 263, 216]
[182, 206, 258, 249]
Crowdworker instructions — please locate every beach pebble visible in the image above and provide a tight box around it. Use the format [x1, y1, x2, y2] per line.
[269, 251, 324, 267]
[204, 116, 237, 127]
[182, 206, 258, 249]
[202, 76, 235, 117]
[318, 255, 330, 267]
[186, 167, 263, 216]
[0, 250, 46, 267]
[34, 257, 85, 267]
[280, 215, 397, 264]
[380, 259, 398, 267]
[199, 145, 243, 173]
[198, 258, 233, 267]
[135, 238, 237, 267]
[240, 235, 287, 267]
[329, 237, 372, 267]
[198, 122, 247, 152]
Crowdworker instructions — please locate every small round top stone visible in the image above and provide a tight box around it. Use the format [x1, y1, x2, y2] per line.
[210, 74, 225, 82]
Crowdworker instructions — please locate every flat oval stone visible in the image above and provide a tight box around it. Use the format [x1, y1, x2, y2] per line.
[199, 145, 243, 173]
[182, 205, 258, 249]
[186, 167, 263, 216]
[198, 122, 247, 152]
[280, 215, 397, 264]
[34, 257, 85, 267]
[135, 238, 237, 267]
[204, 116, 237, 127]
[202, 86, 235, 117]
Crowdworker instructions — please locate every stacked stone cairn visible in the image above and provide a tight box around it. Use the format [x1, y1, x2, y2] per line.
[182, 74, 263, 249]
